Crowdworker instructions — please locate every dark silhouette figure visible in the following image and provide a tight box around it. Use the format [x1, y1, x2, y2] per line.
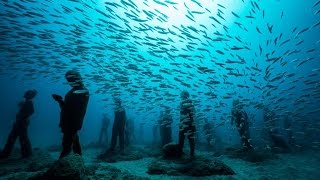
[263, 108, 290, 151]
[178, 91, 196, 157]
[109, 98, 126, 153]
[0, 90, 37, 159]
[52, 70, 89, 159]
[159, 107, 173, 147]
[125, 118, 135, 146]
[231, 100, 253, 150]
[139, 123, 145, 144]
[98, 114, 110, 146]
[153, 121, 160, 146]
[283, 116, 295, 146]
[203, 119, 214, 147]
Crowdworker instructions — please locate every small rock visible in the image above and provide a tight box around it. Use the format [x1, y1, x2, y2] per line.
[148, 156, 235, 176]
[0, 149, 54, 178]
[219, 147, 278, 163]
[32, 154, 87, 180]
[97, 148, 144, 163]
[162, 143, 182, 159]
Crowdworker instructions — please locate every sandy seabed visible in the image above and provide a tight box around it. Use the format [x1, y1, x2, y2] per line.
[0, 147, 319, 180]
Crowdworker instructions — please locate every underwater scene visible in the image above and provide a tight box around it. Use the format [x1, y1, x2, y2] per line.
[0, 0, 320, 179]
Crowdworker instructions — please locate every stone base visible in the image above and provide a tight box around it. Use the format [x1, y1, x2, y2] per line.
[0, 149, 54, 180]
[147, 155, 235, 176]
[213, 147, 278, 163]
[97, 146, 160, 163]
[31, 154, 86, 180]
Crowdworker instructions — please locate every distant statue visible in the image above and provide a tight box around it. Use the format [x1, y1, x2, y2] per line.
[52, 70, 89, 159]
[0, 89, 37, 159]
[125, 118, 135, 146]
[178, 91, 196, 157]
[109, 98, 126, 153]
[283, 116, 295, 146]
[152, 120, 160, 146]
[98, 114, 110, 146]
[139, 122, 145, 145]
[203, 119, 214, 147]
[231, 99, 253, 151]
[159, 106, 173, 147]
[263, 108, 290, 152]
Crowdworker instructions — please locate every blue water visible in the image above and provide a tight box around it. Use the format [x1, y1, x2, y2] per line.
[0, 0, 319, 151]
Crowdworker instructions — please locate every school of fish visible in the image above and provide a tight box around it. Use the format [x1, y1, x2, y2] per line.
[0, 0, 319, 148]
